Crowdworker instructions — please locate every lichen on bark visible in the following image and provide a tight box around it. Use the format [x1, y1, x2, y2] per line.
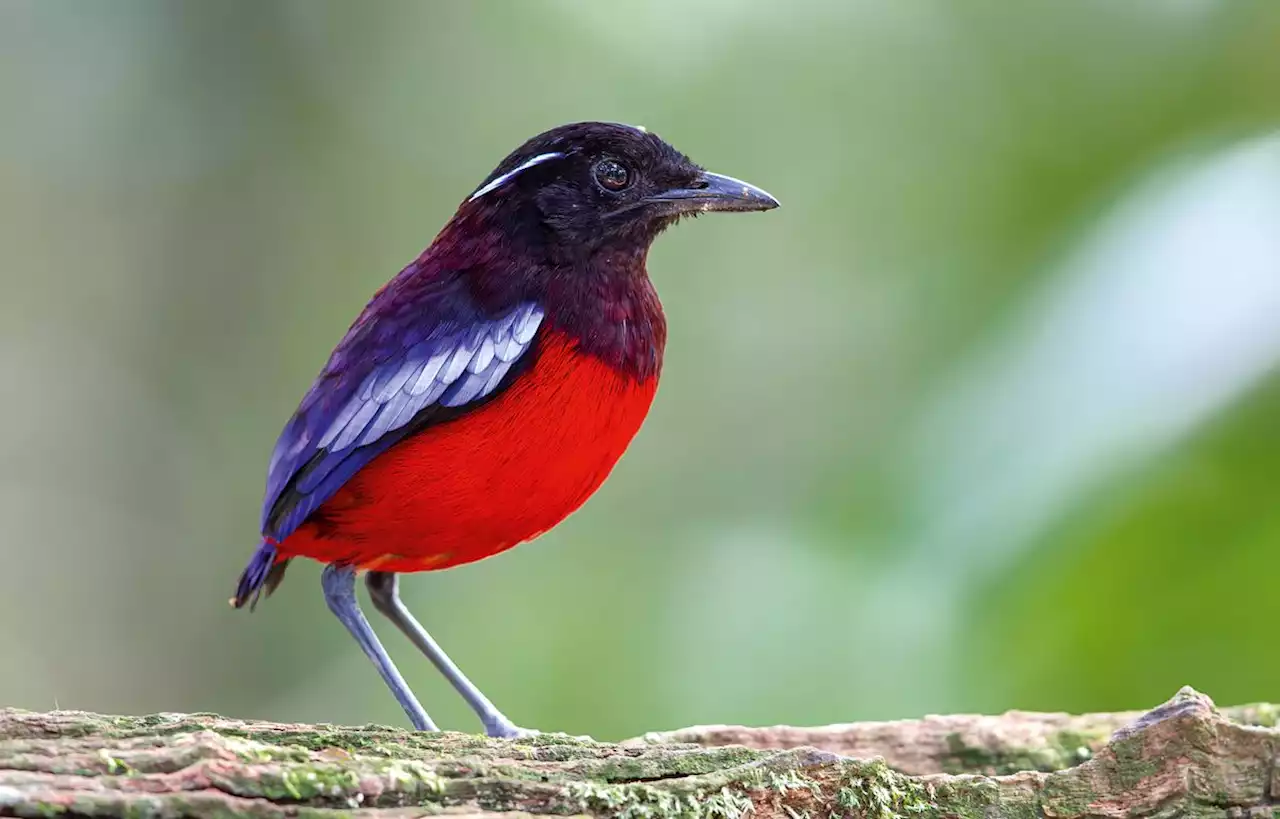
[0, 687, 1275, 819]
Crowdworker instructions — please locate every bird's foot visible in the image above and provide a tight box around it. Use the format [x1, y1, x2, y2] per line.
[483, 717, 538, 739]
[490, 727, 600, 744]
[482, 718, 592, 742]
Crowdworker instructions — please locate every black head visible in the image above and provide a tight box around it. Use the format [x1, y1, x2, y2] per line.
[464, 122, 778, 257]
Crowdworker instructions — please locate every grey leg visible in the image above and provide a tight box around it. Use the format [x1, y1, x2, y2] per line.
[320, 565, 437, 732]
[365, 571, 527, 738]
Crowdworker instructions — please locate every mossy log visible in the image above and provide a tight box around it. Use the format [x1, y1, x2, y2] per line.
[0, 687, 1275, 819]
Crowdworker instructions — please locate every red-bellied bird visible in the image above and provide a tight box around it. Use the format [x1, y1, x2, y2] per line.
[232, 121, 779, 737]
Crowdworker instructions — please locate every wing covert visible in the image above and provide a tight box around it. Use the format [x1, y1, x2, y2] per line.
[261, 300, 544, 541]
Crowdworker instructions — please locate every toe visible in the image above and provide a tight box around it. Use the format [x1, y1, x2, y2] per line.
[485, 720, 538, 739]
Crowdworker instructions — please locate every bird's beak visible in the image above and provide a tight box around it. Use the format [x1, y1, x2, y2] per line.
[646, 171, 780, 214]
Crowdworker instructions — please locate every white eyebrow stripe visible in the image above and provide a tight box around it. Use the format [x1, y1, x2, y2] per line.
[468, 151, 565, 201]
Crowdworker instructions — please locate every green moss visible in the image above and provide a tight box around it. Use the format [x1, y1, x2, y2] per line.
[764, 770, 821, 798]
[569, 780, 754, 819]
[922, 779, 994, 819]
[120, 796, 166, 819]
[214, 725, 415, 757]
[941, 729, 1096, 776]
[76, 714, 419, 758]
[833, 760, 931, 819]
[31, 802, 66, 819]
[1047, 730, 1095, 767]
[523, 732, 603, 748]
[751, 769, 823, 819]
[584, 747, 766, 783]
[383, 759, 447, 799]
[1229, 703, 1279, 728]
[217, 757, 446, 809]
[106, 714, 195, 736]
[292, 810, 356, 819]
[249, 764, 360, 803]
[96, 749, 136, 777]
[570, 754, 945, 819]
[941, 732, 999, 774]
[1040, 769, 1099, 818]
[217, 724, 605, 764]
[1107, 734, 1160, 792]
[563, 753, 781, 819]
[224, 738, 310, 766]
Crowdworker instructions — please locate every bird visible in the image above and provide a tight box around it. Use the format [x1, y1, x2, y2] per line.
[231, 121, 779, 737]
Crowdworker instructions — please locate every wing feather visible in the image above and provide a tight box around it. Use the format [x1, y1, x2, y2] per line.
[260, 300, 545, 540]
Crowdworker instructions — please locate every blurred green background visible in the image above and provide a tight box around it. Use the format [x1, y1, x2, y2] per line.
[2, 1, 1278, 741]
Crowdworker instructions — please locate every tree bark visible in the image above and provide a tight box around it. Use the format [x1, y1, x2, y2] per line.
[0, 687, 1274, 818]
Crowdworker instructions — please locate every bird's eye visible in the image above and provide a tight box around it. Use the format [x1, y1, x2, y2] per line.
[593, 159, 631, 192]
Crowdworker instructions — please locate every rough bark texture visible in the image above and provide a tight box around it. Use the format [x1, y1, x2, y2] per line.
[0, 687, 1275, 819]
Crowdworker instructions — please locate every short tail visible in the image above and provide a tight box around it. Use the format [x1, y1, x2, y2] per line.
[231, 539, 292, 611]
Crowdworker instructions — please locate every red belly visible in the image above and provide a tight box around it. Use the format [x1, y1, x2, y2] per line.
[277, 328, 658, 573]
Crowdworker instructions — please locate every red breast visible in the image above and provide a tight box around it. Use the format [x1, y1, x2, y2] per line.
[277, 328, 658, 573]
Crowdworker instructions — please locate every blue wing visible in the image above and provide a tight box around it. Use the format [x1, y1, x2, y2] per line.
[260, 298, 545, 543]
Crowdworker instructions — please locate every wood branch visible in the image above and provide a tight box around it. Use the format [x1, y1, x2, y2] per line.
[637, 692, 1280, 776]
[0, 687, 1275, 818]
